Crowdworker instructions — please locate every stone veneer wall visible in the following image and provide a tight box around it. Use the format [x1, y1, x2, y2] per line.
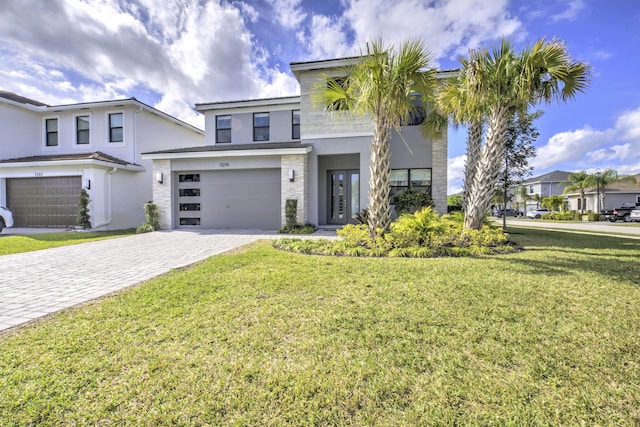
[152, 159, 172, 229]
[431, 136, 448, 215]
[281, 154, 307, 226]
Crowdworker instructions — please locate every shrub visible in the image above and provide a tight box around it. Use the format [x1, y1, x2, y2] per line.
[137, 203, 160, 233]
[393, 190, 433, 216]
[77, 189, 92, 230]
[279, 224, 317, 234]
[285, 199, 297, 228]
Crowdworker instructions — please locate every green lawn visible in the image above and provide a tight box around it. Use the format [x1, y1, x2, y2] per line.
[0, 229, 135, 255]
[1, 229, 639, 425]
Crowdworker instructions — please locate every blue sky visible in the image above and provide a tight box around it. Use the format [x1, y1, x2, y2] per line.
[1, 0, 638, 193]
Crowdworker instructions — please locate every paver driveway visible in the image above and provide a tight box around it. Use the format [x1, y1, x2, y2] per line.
[0, 230, 294, 332]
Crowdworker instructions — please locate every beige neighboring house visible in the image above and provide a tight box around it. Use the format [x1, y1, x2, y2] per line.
[0, 91, 204, 229]
[563, 173, 640, 212]
[142, 57, 452, 230]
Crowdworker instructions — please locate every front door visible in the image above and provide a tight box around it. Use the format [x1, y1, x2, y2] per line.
[327, 170, 360, 224]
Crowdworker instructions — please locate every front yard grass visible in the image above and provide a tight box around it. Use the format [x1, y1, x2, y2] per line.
[0, 229, 135, 255]
[1, 229, 639, 425]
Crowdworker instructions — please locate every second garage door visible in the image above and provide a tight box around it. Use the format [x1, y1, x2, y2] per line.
[177, 169, 281, 229]
[7, 176, 82, 227]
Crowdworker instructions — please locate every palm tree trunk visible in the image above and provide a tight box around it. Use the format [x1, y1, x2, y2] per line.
[368, 119, 392, 238]
[462, 120, 483, 213]
[464, 105, 509, 230]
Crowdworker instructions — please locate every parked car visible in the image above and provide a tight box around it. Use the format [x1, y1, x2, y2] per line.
[494, 208, 520, 218]
[600, 202, 637, 222]
[630, 208, 640, 223]
[526, 208, 550, 219]
[0, 206, 14, 233]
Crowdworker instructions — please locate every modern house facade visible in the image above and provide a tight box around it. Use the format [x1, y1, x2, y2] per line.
[0, 91, 204, 229]
[143, 58, 450, 230]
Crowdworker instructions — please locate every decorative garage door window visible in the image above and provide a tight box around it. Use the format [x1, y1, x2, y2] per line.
[178, 174, 201, 226]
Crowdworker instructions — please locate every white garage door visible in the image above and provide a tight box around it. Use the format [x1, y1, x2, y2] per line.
[7, 176, 82, 227]
[177, 169, 281, 229]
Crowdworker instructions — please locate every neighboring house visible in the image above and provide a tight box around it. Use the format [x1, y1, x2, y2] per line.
[142, 57, 451, 230]
[510, 170, 571, 212]
[564, 173, 640, 212]
[0, 91, 204, 229]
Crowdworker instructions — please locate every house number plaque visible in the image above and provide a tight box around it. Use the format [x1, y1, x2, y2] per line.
[219, 162, 230, 168]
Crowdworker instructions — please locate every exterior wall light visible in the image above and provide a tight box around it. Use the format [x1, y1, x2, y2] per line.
[156, 172, 163, 184]
[83, 179, 91, 190]
[288, 169, 295, 182]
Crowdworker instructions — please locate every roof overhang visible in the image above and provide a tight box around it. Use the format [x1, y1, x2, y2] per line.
[195, 96, 300, 113]
[142, 144, 312, 160]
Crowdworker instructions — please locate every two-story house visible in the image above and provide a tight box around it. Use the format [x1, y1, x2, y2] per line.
[143, 57, 450, 230]
[510, 170, 571, 212]
[0, 91, 203, 229]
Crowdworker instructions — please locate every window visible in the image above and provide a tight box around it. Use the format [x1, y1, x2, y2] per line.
[529, 185, 534, 194]
[45, 118, 58, 147]
[179, 188, 200, 197]
[216, 115, 231, 143]
[401, 93, 426, 126]
[253, 112, 269, 141]
[292, 110, 300, 139]
[109, 113, 123, 142]
[389, 168, 432, 203]
[180, 218, 201, 226]
[178, 174, 200, 182]
[180, 203, 201, 211]
[76, 115, 90, 145]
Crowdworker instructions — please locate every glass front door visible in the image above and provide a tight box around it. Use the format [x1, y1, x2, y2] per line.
[328, 170, 360, 224]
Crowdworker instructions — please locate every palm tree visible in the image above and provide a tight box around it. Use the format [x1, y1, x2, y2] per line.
[517, 186, 530, 216]
[562, 171, 591, 213]
[440, 38, 590, 230]
[591, 169, 638, 210]
[531, 193, 542, 209]
[312, 39, 437, 238]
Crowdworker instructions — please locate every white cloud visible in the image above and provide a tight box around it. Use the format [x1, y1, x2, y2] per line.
[267, 0, 306, 29]
[614, 107, 640, 142]
[532, 126, 612, 170]
[549, 0, 585, 23]
[448, 155, 466, 194]
[340, 0, 522, 61]
[304, 14, 352, 59]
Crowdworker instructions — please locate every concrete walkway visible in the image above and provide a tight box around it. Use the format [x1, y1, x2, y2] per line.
[0, 229, 335, 333]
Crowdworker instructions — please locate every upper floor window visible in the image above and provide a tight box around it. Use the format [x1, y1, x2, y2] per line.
[45, 118, 58, 147]
[76, 115, 90, 145]
[292, 110, 300, 139]
[216, 115, 231, 143]
[402, 93, 426, 126]
[109, 113, 123, 143]
[253, 112, 269, 141]
[529, 185, 534, 194]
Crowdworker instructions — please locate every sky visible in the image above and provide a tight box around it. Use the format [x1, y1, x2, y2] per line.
[1, 0, 639, 194]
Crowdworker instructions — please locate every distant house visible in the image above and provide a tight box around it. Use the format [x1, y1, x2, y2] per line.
[509, 170, 571, 212]
[564, 173, 640, 212]
[142, 57, 452, 230]
[0, 91, 204, 229]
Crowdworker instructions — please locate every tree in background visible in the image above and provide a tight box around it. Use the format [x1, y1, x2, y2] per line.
[590, 169, 637, 210]
[497, 109, 540, 230]
[562, 171, 591, 213]
[542, 195, 565, 211]
[516, 186, 531, 216]
[313, 39, 438, 238]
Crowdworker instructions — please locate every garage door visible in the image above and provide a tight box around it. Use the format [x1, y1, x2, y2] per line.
[177, 169, 281, 229]
[7, 177, 82, 227]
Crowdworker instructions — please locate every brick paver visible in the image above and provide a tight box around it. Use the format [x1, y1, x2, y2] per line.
[1, 229, 334, 332]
